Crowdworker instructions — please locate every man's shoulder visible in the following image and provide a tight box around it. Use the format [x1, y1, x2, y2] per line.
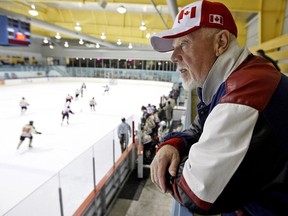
[221, 59, 281, 110]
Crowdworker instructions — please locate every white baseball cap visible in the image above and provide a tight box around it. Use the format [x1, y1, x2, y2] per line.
[150, 0, 238, 52]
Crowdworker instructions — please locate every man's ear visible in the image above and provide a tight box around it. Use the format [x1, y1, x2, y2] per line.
[215, 30, 230, 57]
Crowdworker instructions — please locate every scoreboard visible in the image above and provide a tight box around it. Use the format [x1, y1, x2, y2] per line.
[0, 15, 31, 46]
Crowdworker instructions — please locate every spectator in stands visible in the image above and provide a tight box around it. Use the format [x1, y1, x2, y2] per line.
[140, 105, 149, 126]
[256, 49, 281, 71]
[152, 106, 160, 126]
[19, 97, 29, 114]
[164, 101, 173, 128]
[142, 130, 154, 164]
[169, 88, 180, 105]
[143, 113, 156, 135]
[167, 95, 176, 109]
[158, 103, 166, 122]
[149, 1, 288, 215]
[146, 103, 154, 114]
[117, 117, 131, 153]
[167, 95, 176, 118]
[157, 121, 169, 143]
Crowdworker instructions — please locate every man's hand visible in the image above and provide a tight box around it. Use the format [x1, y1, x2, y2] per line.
[150, 145, 180, 193]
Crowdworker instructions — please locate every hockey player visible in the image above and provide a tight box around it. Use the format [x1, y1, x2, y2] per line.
[81, 83, 86, 97]
[103, 85, 109, 95]
[81, 82, 86, 90]
[61, 105, 74, 126]
[89, 97, 97, 111]
[75, 89, 80, 100]
[17, 121, 41, 149]
[19, 97, 29, 114]
[65, 94, 73, 105]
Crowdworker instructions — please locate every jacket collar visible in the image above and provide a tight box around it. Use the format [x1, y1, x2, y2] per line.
[201, 39, 251, 104]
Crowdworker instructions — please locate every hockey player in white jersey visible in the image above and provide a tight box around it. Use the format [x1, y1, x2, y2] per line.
[75, 89, 80, 100]
[61, 106, 74, 126]
[19, 97, 29, 114]
[65, 94, 73, 105]
[17, 121, 41, 149]
[89, 97, 97, 111]
[81, 83, 86, 97]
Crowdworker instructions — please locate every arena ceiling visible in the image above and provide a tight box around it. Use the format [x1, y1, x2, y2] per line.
[0, 0, 286, 51]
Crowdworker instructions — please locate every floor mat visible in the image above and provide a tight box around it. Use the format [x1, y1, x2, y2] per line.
[118, 167, 150, 201]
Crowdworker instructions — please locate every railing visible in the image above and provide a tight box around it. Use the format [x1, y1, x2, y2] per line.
[0, 66, 60, 79]
[3, 117, 136, 216]
[0, 66, 180, 84]
[65, 67, 179, 83]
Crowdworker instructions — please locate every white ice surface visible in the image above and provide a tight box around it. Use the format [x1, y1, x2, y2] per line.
[0, 79, 172, 215]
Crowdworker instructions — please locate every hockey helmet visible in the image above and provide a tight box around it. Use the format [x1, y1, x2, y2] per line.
[29, 121, 34, 125]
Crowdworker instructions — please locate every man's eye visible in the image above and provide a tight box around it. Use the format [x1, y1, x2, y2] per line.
[180, 42, 188, 48]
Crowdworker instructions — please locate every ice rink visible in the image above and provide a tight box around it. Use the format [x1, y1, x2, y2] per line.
[0, 78, 172, 215]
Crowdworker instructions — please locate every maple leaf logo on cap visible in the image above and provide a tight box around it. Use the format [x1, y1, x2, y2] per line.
[209, 14, 224, 25]
[177, 6, 197, 23]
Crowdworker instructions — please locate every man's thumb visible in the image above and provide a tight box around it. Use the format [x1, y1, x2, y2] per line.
[168, 157, 179, 177]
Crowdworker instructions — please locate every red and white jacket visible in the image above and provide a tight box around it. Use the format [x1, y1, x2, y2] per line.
[159, 40, 288, 215]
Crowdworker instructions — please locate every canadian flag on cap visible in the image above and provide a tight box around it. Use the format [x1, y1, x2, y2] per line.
[177, 6, 196, 23]
[209, 14, 223, 25]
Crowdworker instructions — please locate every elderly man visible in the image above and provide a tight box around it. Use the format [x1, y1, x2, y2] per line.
[150, 1, 288, 215]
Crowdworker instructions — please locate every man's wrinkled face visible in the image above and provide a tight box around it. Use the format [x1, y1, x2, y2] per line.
[170, 28, 218, 91]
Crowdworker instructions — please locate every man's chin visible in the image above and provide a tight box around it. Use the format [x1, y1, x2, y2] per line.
[182, 81, 196, 91]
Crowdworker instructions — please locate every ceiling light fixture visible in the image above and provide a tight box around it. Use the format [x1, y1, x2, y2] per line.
[139, 21, 147, 31]
[79, 38, 84, 45]
[64, 41, 69, 48]
[96, 43, 100, 48]
[100, 33, 106, 40]
[146, 33, 151, 39]
[117, 39, 122, 45]
[55, 32, 61, 39]
[117, 5, 126, 14]
[74, 22, 82, 31]
[128, 43, 133, 49]
[49, 43, 54, 49]
[43, 37, 49, 44]
[28, 4, 39, 16]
